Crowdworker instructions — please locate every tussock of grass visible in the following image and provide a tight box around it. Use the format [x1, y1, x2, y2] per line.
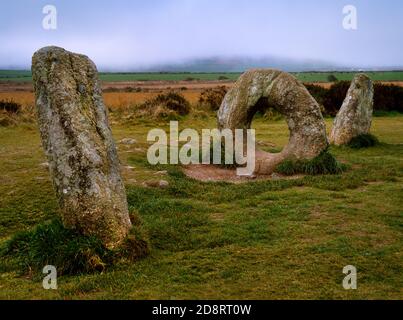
[347, 134, 379, 149]
[275, 151, 346, 176]
[1, 217, 149, 276]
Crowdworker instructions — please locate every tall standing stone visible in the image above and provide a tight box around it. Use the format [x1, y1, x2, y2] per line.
[32, 46, 131, 249]
[330, 74, 374, 145]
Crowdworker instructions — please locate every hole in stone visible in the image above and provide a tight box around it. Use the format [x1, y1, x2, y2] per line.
[246, 98, 290, 167]
[183, 96, 293, 181]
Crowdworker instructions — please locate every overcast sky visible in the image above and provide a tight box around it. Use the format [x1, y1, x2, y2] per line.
[0, 0, 402, 70]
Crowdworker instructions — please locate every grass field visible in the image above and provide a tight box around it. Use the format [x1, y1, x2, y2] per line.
[0, 114, 402, 299]
[2, 70, 403, 83]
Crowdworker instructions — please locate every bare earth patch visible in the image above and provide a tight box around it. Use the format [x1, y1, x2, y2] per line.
[182, 164, 303, 183]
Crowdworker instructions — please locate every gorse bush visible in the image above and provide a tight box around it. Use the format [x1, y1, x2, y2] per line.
[347, 134, 379, 149]
[327, 74, 338, 82]
[1, 218, 149, 276]
[0, 99, 29, 126]
[304, 84, 329, 115]
[275, 150, 346, 175]
[198, 86, 228, 111]
[323, 81, 351, 116]
[305, 82, 403, 116]
[373, 83, 403, 113]
[0, 100, 21, 113]
[152, 92, 191, 115]
[137, 91, 191, 119]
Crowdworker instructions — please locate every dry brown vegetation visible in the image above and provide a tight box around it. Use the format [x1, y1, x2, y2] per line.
[1, 80, 402, 127]
[198, 86, 228, 111]
[0, 85, 216, 125]
[0, 91, 201, 111]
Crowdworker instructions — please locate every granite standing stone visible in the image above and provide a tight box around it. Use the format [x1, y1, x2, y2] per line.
[32, 46, 132, 249]
[330, 73, 374, 145]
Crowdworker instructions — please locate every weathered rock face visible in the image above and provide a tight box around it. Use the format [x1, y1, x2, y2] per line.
[217, 69, 328, 174]
[32, 46, 131, 249]
[329, 73, 374, 145]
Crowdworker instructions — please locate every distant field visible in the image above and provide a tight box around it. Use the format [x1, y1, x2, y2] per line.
[99, 72, 241, 82]
[0, 70, 32, 82]
[0, 70, 241, 82]
[294, 71, 403, 82]
[2, 70, 403, 83]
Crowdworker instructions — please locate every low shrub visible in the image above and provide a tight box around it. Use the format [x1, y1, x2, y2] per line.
[103, 87, 120, 93]
[304, 84, 329, 115]
[137, 91, 191, 119]
[275, 150, 346, 175]
[151, 92, 191, 115]
[198, 86, 228, 111]
[373, 83, 403, 113]
[322, 81, 350, 116]
[347, 134, 379, 149]
[124, 86, 142, 93]
[0, 100, 35, 127]
[305, 81, 403, 116]
[304, 84, 328, 105]
[327, 74, 338, 82]
[373, 110, 401, 117]
[0, 99, 21, 113]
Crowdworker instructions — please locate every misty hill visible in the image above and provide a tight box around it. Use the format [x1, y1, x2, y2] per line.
[135, 56, 342, 73]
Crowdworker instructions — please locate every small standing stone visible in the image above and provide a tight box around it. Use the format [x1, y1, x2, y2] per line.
[32, 46, 132, 249]
[329, 74, 374, 145]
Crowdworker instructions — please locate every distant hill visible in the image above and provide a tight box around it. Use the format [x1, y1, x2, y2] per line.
[2, 55, 402, 73]
[134, 56, 342, 73]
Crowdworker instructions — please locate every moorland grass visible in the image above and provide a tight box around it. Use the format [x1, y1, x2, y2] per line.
[0, 116, 402, 299]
